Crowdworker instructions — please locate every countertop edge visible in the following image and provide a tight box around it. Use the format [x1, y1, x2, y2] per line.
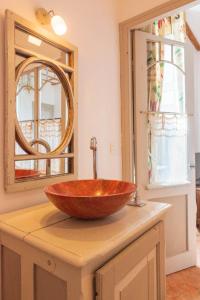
[23, 203, 171, 268]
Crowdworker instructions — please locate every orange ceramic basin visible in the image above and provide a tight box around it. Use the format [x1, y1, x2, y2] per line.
[44, 179, 136, 219]
[15, 169, 40, 179]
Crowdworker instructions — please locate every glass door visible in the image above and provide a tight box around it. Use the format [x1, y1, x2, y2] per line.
[134, 30, 196, 274]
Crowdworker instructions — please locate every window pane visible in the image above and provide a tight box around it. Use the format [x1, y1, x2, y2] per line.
[148, 62, 185, 113]
[161, 44, 172, 61]
[16, 70, 35, 142]
[148, 114, 188, 184]
[173, 46, 185, 71]
[160, 63, 185, 113]
[147, 41, 187, 185]
[38, 65, 68, 153]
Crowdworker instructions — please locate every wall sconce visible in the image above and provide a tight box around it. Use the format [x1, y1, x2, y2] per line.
[35, 8, 67, 36]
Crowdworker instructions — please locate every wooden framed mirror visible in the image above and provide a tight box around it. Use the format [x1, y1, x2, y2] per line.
[5, 10, 78, 192]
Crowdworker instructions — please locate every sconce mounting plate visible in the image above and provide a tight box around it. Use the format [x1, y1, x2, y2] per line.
[35, 8, 51, 25]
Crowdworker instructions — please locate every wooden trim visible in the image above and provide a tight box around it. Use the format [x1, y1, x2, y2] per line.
[14, 153, 74, 161]
[60, 52, 67, 174]
[69, 49, 78, 177]
[120, 0, 195, 28]
[34, 67, 39, 169]
[6, 173, 76, 193]
[5, 10, 16, 187]
[0, 245, 2, 300]
[119, 0, 196, 181]
[15, 46, 74, 73]
[186, 22, 200, 51]
[157, 221, 166, 299]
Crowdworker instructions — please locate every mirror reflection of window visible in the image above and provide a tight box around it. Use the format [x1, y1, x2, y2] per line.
[15, 62, 70, 177]
[16, 71, 35, 143]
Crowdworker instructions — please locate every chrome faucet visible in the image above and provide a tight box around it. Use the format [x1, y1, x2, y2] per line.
[90, 137, 97, 179]
[30, 138, 51, 176]
[128, 189, 146, 207]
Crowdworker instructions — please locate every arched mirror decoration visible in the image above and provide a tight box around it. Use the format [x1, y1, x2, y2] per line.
[15, 57, 74, 155]
[5, 10, 78, 192]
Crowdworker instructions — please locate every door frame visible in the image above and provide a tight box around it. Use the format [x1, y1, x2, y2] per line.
[119, 0, 197, 181]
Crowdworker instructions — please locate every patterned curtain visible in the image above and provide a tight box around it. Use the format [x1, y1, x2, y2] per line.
[142, 12, 186, 42]
[142, 12, 186, 112]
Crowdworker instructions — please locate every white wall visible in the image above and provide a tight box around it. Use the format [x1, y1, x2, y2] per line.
[186, 6, 200, 43]
[116, 0, 199, 22]
[0, 0, 121, 213]
[186, 9, 200, 153]
[193, 52, 200, 153]
[116, 0, 176, 22]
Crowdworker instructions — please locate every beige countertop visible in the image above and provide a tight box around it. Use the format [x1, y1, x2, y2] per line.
[0, 201, 170, 268]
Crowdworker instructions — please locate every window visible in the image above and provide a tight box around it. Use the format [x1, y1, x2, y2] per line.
[147, 41, 188, 185]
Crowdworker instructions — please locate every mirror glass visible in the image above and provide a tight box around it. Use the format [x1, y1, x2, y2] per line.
[15, 58, 74, 182]
[15, 157, 72, 179]
[16, 62, 69, 154]
[15, 28, 70, 64]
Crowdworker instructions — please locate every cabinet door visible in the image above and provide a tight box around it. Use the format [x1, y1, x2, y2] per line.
[116, 255, 149, 300]
[96, 224, 163, 300]
[116, 248, 157, 300]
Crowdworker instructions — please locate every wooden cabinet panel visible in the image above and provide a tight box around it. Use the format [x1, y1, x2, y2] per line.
[119, 258, 148, 300]
[34, 265, 67, 300]
[96, 225, 161, 300]
[1, 246, 21, 300]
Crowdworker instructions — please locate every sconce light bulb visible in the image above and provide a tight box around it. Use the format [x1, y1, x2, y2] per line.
[51, 15, 67, 36]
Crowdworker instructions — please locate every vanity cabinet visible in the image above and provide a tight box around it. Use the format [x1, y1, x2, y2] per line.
[0, 201, 170, 300]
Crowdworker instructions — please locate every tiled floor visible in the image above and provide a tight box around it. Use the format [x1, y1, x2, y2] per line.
[166, 267, 200, 300]
[166, 232, 200, 300]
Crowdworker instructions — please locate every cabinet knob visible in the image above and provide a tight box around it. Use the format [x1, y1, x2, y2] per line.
[46, 257, 56, 272]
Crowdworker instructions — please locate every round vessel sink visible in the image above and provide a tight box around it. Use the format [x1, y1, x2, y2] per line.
[15, 169, 40, 179]
[44, 179, 136, 219]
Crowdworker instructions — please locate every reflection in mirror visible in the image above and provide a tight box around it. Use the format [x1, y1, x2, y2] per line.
[15, 28, 69, 64]
[15, 59, 74, 181]
[16, 62, 69, 154]
[15, 157, 72, 181]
